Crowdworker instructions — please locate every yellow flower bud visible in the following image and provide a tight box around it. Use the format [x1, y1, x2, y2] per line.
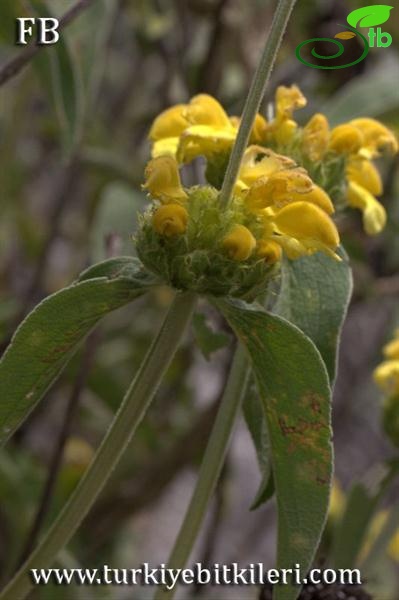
[329, 124, 364, 154]
[346, 158, 383, 196]
[347, 180, 386, 236]
[257, 240, 282, 263]
[302, 113, 330, 161]
[143, 156, 188, 203]
[222, 225, 256, 261]
[153, 204, 188, 237]
[273, 118, 298, 145]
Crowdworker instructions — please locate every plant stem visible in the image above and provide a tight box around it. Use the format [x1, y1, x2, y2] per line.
[218, 0, 298, 208]
[154, 344, 250, 600]
[0, 291, 197, 600]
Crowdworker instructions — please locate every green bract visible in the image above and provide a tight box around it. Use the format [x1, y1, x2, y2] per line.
[136, 186, 278, 299]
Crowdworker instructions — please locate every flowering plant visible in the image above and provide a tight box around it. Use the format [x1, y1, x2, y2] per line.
[0, 1, 397, 600]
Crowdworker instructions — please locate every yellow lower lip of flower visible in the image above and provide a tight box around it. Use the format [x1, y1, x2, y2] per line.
[152, 204, 188, 237]
[152, 137, 180, 159]
[177, 125, 237, 163]
[347, 180, 386, 236]
[346, 158, 383, 196]
[246, 168, 313, 211]
[222, 224, 256, 261]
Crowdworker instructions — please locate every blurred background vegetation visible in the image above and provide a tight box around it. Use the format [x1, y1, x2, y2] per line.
[0, 1, 399, 598]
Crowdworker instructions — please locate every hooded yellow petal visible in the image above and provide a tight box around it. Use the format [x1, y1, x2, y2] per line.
[272, 201, 340, 258]
[153, 203, 188, 237]
[276, 85, 307, 120]
[149, 104, 188, 141]
[222, 224, 256, 261]
[302, 113, 330, 161]
[177, 124, 237, 162]
[347, 158, 383, 196]
[350, 118, 398, 157]
[347, 180, 386, 235]
[329, 124, 364, 154]
[184, 94, 233, 129]
[143, 156, 188, 203]
[290, 185, 335, 215]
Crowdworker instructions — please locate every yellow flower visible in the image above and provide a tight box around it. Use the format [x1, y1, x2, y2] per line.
[346, 158, 383, 196]
[329, 124, 364, 155]
[222, 224, 256, 261]
[383, 334, 399, 360]
[347, 180, 386, 236]
[143, 156, 188, 203]
[153, 204, 188, 237]
[250, 113, 268, 144]
[268, 85, 307, 145]
[302, 113, 330, 161]
[235, 146, 295, 192]
[288, 185, 335, 215]
[149, 94, 238, 163]
[350, 118, 398, 158]
[264, 202, 340, 260]
[245, 168, 313, 211]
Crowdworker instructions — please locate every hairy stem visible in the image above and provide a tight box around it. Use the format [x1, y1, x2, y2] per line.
[218, 0, 298, 208]
[154, 344, 250, 600]
[0, 292, 197, 600]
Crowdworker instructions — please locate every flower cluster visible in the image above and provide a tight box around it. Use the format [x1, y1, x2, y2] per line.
[149, 86, 397, 236]
[136, 86, 396, 296]
[374, 329, 399, 448]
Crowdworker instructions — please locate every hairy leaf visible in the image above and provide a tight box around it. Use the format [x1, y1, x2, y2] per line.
[217, 298, 332, 600]
[274, 250, 352, 383]
[0, 260, 157, 446]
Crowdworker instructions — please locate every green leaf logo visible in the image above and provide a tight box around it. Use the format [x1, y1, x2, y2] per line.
[347, 5, 394, 28]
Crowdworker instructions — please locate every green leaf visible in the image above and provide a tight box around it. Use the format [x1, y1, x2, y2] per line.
[274, 250, 352, 383]
[31, 1, 82, 149]
[192, 312, 230, 360]
[243, 381, 274, 509]
[217, 298, 332, 600]
[347, 5, 394, 28]
[0, 260, 157, 446]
